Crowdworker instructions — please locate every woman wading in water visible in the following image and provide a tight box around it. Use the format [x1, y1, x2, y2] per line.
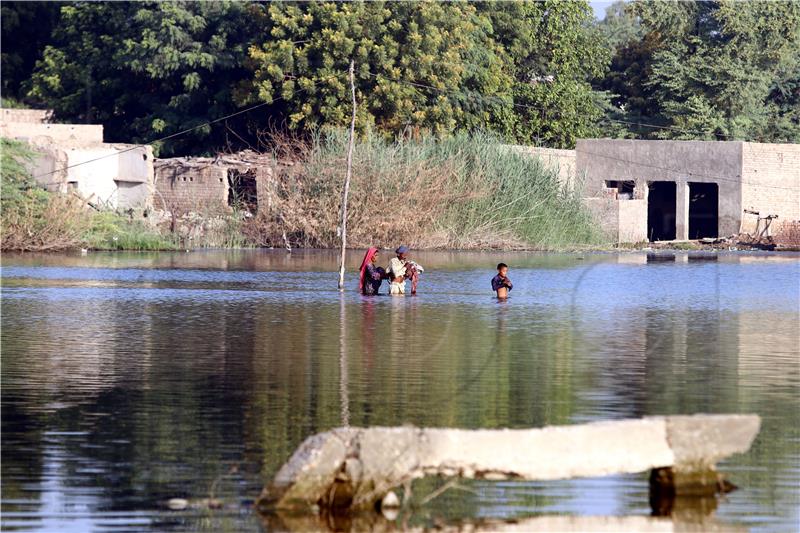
[358, 247, 387, 295]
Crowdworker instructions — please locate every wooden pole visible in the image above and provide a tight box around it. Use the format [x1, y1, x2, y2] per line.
[338, 60, 356, 290]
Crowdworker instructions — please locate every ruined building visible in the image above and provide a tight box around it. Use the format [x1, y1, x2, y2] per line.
[6, 107, 796, 247]
[1, 108, 153, 210]
[1, 109, 282, 217]
[152, 152, 276, 216]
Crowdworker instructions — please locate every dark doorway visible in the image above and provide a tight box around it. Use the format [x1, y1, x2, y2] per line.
[647, 181, 676, 241]
[228, 168, 258, 212]
[688, 182, 718, 239]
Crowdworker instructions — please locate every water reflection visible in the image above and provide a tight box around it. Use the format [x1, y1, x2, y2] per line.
[340, 294, 350, 427]
[263, 509, 747, 533]
[1, 250, 798, 531]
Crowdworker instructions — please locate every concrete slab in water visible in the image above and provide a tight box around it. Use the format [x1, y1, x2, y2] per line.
[257, 414, 760, 512]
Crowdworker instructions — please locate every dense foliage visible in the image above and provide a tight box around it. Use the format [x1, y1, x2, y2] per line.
[2, 0, 798, 154]
[0, 1, 62, 103]
[597, 0, 800, 142]
[25, 1, 260, 155]
[241, 2, 511, 135]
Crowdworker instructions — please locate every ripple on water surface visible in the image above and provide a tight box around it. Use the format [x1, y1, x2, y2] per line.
[2, 250, 799, 532]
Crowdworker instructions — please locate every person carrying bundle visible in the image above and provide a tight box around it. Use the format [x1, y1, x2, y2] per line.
[387, 245, 423, 295]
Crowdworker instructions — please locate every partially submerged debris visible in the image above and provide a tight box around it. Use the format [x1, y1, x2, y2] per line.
[256, 414, 760, 514]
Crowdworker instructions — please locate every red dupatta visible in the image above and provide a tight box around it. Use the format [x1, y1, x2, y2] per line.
[358, 247, 379, 291]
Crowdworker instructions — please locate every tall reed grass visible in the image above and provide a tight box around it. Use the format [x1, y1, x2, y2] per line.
[249, 130, 601, 250]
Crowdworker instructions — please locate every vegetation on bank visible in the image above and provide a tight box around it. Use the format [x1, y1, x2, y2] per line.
[1, 138, 176, 252]
[2, 133, 603, 252]
[244, 131, 602, 250]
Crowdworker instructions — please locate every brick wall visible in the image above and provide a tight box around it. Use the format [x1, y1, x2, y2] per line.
[618, 199, 648, 243]
[584, 198, 618, 241]
[774, 221, 800, 249]
[154, 158, 277, 215]
[154, 160, 229, 214]
[740, 143, 800, 235]
[583, 197, 648, 243]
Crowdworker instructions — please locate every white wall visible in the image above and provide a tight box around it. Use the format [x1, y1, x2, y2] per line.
[62, 146, 153, 209]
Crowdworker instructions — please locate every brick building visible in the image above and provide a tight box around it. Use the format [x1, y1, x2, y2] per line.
[153, 153, 276, 216]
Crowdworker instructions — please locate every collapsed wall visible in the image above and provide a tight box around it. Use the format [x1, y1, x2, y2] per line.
[258, 415, 760, 513]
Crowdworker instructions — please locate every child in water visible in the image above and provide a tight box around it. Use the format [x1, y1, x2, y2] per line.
[491, 263, 513, 298]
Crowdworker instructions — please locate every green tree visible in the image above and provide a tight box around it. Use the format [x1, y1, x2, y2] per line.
[596, 0, 643, 50]
[602, 0, 800, 142]
[22, 0, 614, 152]
[1, 1, 63, 103]
[483, 0, 612, 147]
[243, 1, 610, 148]
[766, 59, 800, 142]
[240, 1, 513, 136]
[27, 1, 260, 155]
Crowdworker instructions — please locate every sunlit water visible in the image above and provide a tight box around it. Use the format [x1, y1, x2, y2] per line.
[1, 250, 798, 532]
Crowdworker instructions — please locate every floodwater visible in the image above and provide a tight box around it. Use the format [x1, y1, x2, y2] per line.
[1, 249, 798, 532]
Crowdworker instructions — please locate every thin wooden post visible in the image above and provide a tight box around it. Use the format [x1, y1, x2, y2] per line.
[338, 60, 356, 290]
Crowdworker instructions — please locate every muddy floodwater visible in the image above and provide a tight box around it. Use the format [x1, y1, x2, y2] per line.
[1, 250, 798, 532]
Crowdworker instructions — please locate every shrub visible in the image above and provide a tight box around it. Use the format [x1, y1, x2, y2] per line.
[1, 137, 176, 251]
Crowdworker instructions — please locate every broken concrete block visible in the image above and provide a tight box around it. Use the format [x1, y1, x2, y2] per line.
[256, 414, 760, 513]
[259, 427, 357, 512]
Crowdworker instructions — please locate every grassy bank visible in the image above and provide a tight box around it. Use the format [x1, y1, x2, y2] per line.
[247, 131, 602, 250]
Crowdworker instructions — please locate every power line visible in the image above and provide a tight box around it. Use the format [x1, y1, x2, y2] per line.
[31, 76, 338, 180]
[25, 67, 796, 193]
[365, 70, 738, 140]
[598, 117, 733, 140]
[32, 101, 270, 180]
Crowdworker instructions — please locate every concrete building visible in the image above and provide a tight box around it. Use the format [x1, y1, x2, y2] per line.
[575, 140, 800, 243]
[1, 108, 154, 210]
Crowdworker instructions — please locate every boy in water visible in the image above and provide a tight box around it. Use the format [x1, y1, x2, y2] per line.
[491, 263, 513, 298]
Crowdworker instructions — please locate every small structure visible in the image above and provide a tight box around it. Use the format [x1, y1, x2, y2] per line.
[153, 152, 276, 215]
[1, 108, 154, 210]
[576, 140, 800, 244]
[257, 414, 760, 514]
